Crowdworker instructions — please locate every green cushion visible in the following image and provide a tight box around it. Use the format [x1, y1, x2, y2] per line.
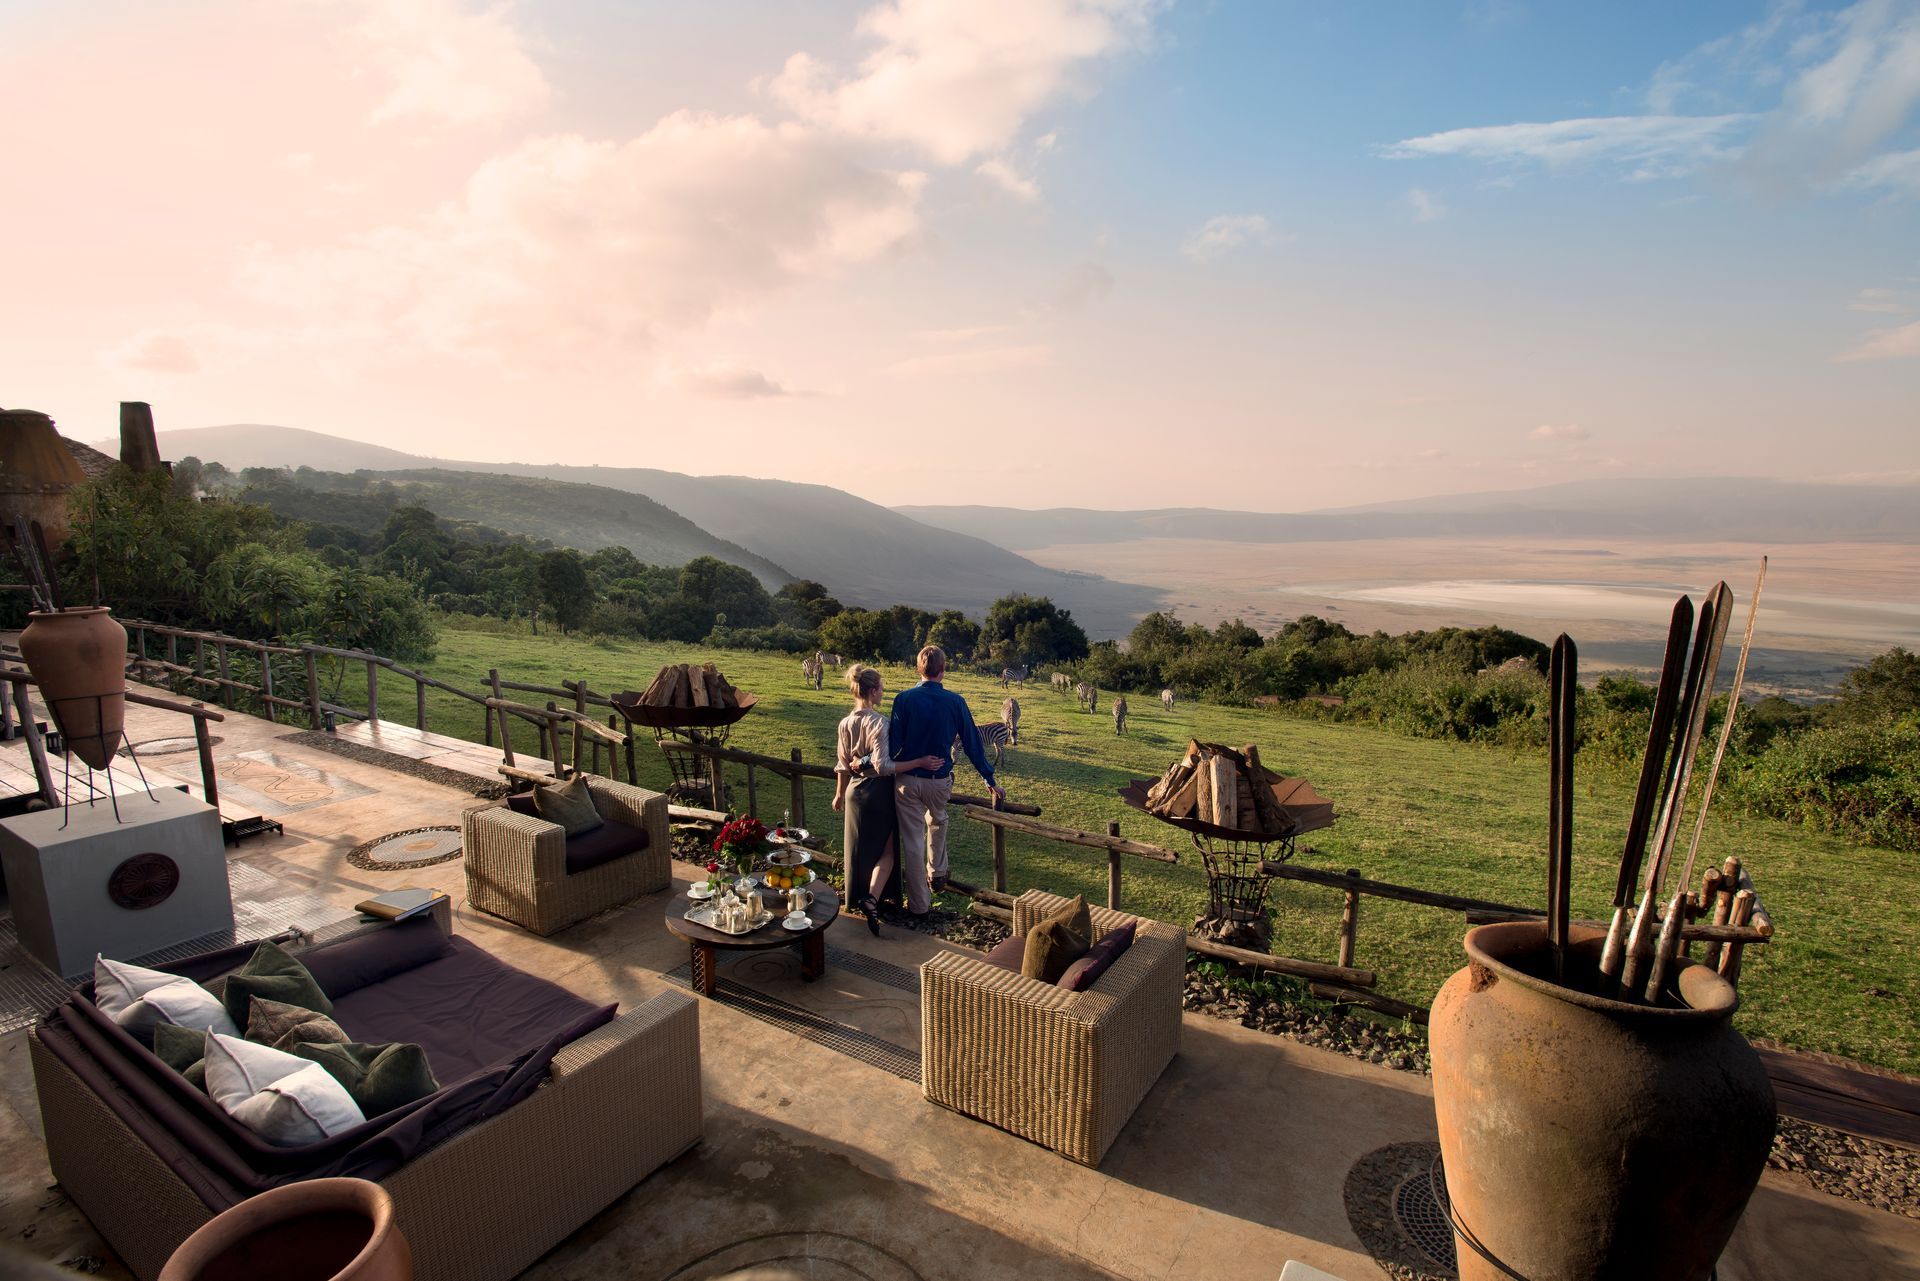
[532, 775, 603, 837]
[294, 1041, 440, 1117]
[1020, 895, 1093, 984]
[152, 1021, 209, 1090]
[220, 940, 333, 1030]
[247, 996, 350, 1053]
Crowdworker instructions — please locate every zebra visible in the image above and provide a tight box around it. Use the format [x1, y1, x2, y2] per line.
[1051, 671, 1073, 693]
[1074, 681, 1098, 712]
[1112, 696, 1129, 735]
[1161, 687, 1176, 712]
[822, 652, 843, 667]
[800, 653, 824, 690]
[1001, 697, 1020, 745]
[999, 664, 1029, 688]
[954, 721, 1013, 770]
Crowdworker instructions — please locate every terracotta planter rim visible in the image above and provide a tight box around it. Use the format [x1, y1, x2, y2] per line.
[26, 605, 114, 619]
[160, 1176, 403, 1281]
[1463, 920, 1739, 1022]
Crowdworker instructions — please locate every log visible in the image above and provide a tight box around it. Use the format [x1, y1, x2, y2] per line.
[1702, 858, 1739, 970]
[1720, 890, 1756, 985]
[1185, 933, 1375, 986]
[1207, 755, 1238, 828]
[1338, 869, 1361, 969]
[688, 663, 709, 709]
[1244, 744, 1287, 837]
[969, 901, 1014, 925]
[962, 807, 1176, 862]
[702, 664, 723, 708]
[1308, 983, 1429, 1026]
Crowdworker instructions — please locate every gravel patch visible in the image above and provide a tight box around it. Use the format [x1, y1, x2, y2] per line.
[1770, 1117, 1920, 1219]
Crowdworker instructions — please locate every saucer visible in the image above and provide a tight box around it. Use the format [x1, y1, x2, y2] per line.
[781, 912, 812, 932]
[688, 883, 715, 900]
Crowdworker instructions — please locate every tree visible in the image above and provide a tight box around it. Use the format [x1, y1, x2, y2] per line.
[538, 550, 594, 634]
[676, 556, 775, 629]
[981, 594, 1090, 667]
[925, 610, 979, 662]
[775, 580, 843, 629]
[1833, 647, 1920, 722]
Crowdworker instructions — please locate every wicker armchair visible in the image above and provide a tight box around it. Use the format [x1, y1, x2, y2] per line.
[463, 777, 670, 936]
[921, 889, 1184, 1166]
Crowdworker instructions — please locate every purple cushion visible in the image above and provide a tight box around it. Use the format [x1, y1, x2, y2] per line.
[562, 817, 646, 875]
[981, 934, 1027, 973]
[327, 937, 606, 1084]
[301, 918, 455, 999]
[1058, 923, 1137, 992]
[505, 792, 538, 818]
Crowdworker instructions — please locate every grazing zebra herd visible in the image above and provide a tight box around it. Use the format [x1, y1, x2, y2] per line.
[999, 665, 1029, 688]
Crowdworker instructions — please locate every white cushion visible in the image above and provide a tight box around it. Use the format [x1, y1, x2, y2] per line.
[93, 956, 238, 1042]
[205, 1034, 364, 1146]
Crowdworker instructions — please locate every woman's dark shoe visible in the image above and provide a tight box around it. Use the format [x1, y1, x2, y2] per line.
[861, 896, 882, 936]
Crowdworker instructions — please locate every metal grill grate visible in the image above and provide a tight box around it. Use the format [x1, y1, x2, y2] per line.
[1394, 1154, 1458, 1273]
[823, 946, 920, 993]
[664, 962, 922, 1082]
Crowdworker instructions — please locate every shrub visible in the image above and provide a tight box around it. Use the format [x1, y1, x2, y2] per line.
[1727, 715, 1920, 852]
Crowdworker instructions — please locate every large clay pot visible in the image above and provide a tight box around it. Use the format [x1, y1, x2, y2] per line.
[1430, 921, 1774, 1281]
[17, 606, 128, 770]
[159, 1177, 412, 1281]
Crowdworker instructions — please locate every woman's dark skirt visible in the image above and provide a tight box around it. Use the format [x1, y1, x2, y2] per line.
[845, 775, 903, 907]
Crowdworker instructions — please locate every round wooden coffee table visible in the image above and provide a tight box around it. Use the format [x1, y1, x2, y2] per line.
[664, 884, 840, 997]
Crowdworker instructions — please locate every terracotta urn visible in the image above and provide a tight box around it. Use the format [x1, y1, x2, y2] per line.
[1430, 921, 1774, 1281]
[159, 1177, 412, 1281]
[17, 606, 128, 769]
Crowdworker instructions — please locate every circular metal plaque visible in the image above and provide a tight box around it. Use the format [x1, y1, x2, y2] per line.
[108, 853, 180, 910]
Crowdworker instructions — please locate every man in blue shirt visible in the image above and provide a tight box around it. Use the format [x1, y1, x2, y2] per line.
[890, 645, 1004, 915]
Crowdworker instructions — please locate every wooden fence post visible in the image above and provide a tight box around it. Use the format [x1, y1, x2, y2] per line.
[365, 660, 379, 723]
[1106, 821, 1123, 910]
[1339, 869, 1362, 969]
[992, 824, 1007, 893]
[260, 653, 276, 723]
[746, 763, 758, 818]
[12, 681, 54, 802]
[483, 669, 497, 746]
[194, 637, 205, 689]
[305, 649, 323, 730]
[193, 706, 220, 811]
[216, 642, 232, 709]
[623, 717, 637, 784]
[789, 748, 806, 829]
[415, 679, 428, 733]
[167, 632, 178, 667]
[545, 702, 561, 774]
[497, 702, 517, 767]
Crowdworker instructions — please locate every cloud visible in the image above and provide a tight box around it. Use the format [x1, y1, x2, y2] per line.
[1045, 260, 1115, 310]
[1382, 114, 1751, 177]
[103, 330, 201, 374]
[975, 157, 1039, 200]
[664, 360, 799, 399]
[1406, 186, 1447, 221]
[1845, 146, 1920, 195]
[766, 0, 1161, 165]
[1834, 318, 1920, 362]
[886, 343, 1052, 377]
[237, 113, 926, 362]
[341, 0, 551, 127]
[915, 323, 1013, 343]
[1180, 213, 1275, 263]
[1849, 287, 1913, 314]
[1529, 423, 1590, 442]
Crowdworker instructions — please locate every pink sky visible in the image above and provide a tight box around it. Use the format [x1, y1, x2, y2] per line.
[4, 0, 1916, 510]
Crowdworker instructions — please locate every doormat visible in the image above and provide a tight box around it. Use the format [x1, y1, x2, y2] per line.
[0, 861, 356, 1033]
[347, 826, 463, 871]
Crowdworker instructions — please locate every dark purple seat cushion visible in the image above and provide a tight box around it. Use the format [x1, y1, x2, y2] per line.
[1058, 923, 1137, 992]
[505, 792, 539, 818]
[302, 918, 455, 999]
[981, 934, 1027, 974]
[563, 817, 646, 875]
[327, 936, 605, 1084]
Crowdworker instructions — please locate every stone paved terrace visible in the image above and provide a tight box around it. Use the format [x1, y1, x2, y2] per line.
[2, 687, 1918, 1280]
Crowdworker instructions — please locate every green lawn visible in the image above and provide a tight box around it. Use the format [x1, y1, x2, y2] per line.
[385, 625, 1918, 1075]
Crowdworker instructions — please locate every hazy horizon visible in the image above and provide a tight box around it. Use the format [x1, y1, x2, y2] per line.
[7, 1, 1918, 510]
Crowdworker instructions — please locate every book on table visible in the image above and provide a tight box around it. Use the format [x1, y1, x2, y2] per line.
[354, 887, 447, 922]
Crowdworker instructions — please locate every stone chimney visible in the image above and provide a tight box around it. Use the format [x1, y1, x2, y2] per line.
[119, 401, 166, 473]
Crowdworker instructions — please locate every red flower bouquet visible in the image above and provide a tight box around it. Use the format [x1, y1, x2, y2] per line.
[713, 817, 769, 876]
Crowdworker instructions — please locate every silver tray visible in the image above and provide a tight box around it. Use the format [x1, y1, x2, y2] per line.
[685, 902, 774, 935]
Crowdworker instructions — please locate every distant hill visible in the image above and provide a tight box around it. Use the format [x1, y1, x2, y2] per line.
[139, 424, 1162, 634]
[899, 477, 1920, 550]
[249, 466, 793, 589]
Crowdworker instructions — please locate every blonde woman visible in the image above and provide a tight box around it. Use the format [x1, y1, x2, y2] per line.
[832, 664, 943, 935]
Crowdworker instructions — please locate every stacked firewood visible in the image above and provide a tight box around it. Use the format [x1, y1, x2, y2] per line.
[1144, 740, 1290, 837]
[637, 662, 744, 709]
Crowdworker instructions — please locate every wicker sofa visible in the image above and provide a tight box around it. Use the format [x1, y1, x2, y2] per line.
[463, 776, 670, 935]
[920, 889, 1184, 1166]
[28, 901, 703, 1281]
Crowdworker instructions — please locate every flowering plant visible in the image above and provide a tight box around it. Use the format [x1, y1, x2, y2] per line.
[704, 859, 728, 894]
[712, 817, 769, 877]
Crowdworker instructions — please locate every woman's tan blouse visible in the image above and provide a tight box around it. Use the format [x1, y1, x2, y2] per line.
[836, 708, 896, 776]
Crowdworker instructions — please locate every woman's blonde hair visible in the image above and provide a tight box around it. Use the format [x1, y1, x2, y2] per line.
[847, 663, 882, 701]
